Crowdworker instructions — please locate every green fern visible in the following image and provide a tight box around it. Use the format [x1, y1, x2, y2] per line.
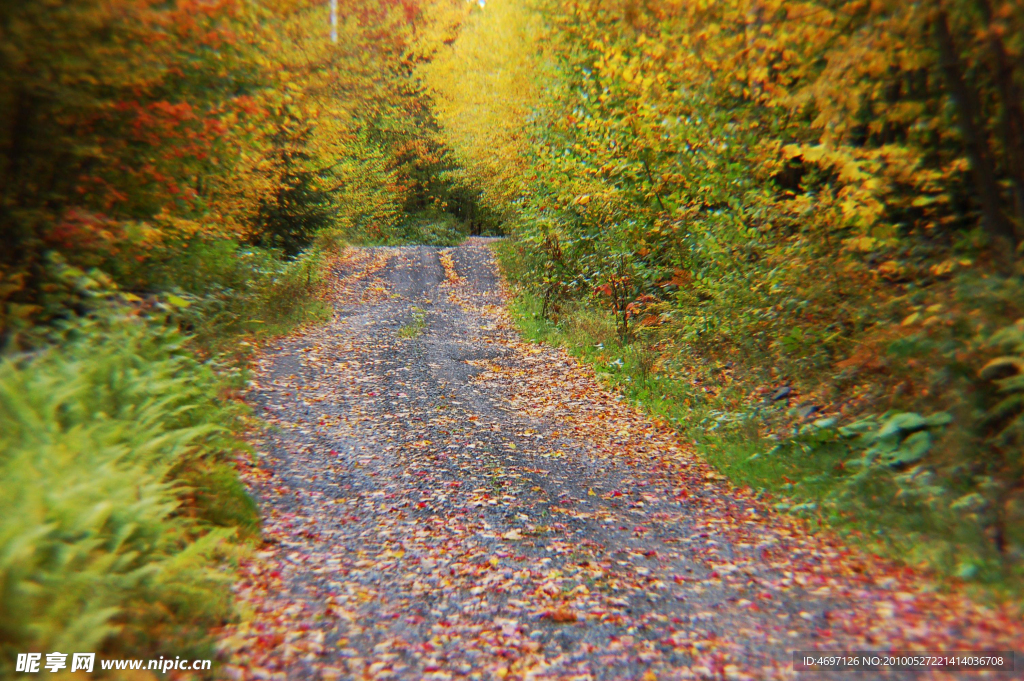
[981, 319, 1024, 447]
[0, 311, 256, 669]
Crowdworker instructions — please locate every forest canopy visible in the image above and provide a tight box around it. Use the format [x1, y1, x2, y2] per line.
[0, 0, 488, 346]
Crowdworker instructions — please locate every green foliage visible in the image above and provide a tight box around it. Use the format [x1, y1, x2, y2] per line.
[0, 310, 255, 668]
[161, 242, 333, 351]
[980, 320, 1024, 448]
[387, 213, 472, 247]
[840, 411, 953, 471]
[248, 116, 339, 257]
[4, 237, 332, 355]
[399, 307, 429, 338]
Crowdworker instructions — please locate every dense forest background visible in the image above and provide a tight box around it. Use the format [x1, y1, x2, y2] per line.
[1, 0, 1023, 672]
[0, 0, 500, 350]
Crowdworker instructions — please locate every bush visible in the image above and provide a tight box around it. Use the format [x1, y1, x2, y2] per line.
[383, 212, 471, 246]
[160, 241, 332, 350]
[0, 310, 256, 669]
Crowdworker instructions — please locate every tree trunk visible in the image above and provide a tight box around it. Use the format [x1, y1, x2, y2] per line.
[975, 0, 1024, 238]
[932, 7, 1019, 250]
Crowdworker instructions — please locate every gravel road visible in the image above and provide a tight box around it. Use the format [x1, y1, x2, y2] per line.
[218, 239, 1021, 681]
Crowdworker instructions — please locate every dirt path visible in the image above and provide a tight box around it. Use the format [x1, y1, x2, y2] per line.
[217, 239, 1021, 681]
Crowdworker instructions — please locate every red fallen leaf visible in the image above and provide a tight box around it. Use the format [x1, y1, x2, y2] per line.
[544, 608, 578, 623]
[417, 502, 427, 508]
[257, 633, 284, 647]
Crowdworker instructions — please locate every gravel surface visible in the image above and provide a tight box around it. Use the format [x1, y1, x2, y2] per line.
[217, 239, 1022, 681]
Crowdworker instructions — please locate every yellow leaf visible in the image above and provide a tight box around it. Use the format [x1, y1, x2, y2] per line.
[839, 160, 867, 182]
[847, 236, 876, 252]
[877, 260, 902, 277]
[802, 145, 825, 163]
[166, 294, 191, 308]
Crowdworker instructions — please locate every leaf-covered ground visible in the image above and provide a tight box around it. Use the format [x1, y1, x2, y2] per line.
[215, 239, 1022, 680]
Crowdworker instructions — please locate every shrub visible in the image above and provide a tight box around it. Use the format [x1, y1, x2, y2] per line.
[0, 310, 255, 668]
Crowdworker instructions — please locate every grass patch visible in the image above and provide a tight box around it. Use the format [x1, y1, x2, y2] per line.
[399, 307, 428, 339]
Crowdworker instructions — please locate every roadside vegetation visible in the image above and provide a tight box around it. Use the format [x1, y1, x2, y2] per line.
[1, 310, 254, 666]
